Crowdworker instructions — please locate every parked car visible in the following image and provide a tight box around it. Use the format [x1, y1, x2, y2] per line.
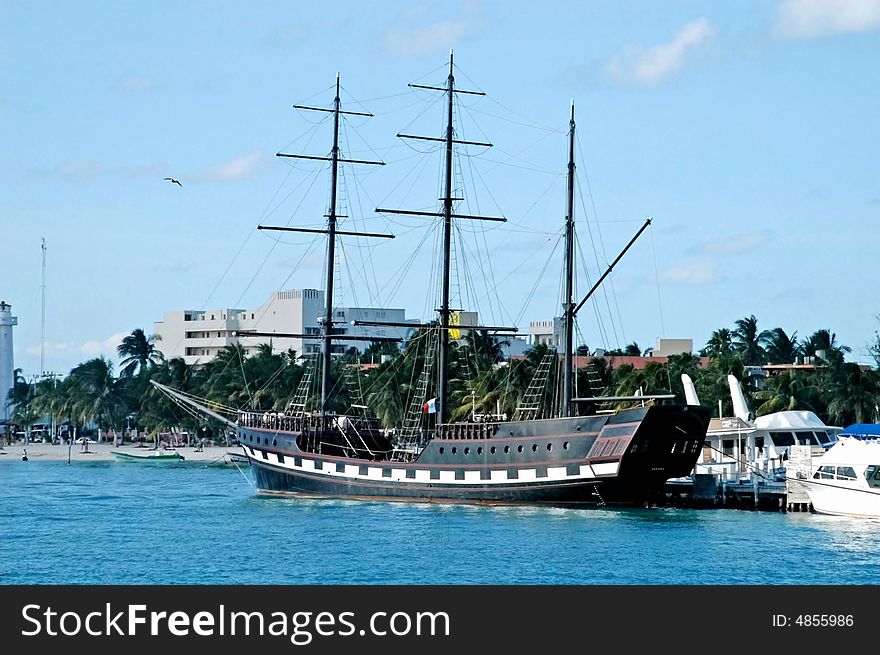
[75, 437, 96, 444]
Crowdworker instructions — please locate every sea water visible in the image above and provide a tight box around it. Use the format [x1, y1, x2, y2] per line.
[1, 460, 878, 585]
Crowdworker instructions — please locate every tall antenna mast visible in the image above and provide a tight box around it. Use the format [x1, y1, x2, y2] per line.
[259, 75, 391, 418]
[41, 237, 46, 379]
[377, 51, 506, 423]
[561, 103, 575, 417]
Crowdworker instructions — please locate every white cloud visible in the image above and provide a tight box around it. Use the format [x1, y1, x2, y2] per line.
[121, 163, 167, 178]
[55, 159, 105, 181]
[775, 0, 880, 38]
[25, 342, 77, 357]
[192, 151, 269, 183]
[119, 76, 156, 92]
[27, 333, 125, 360]
[691, 230, 771, 256]
[383, 19, 473, 56]
[657, 259, 720, 285]
[381, 3, 483, 57]
[606, 18, 714, 85]
[79, 332, 128, 358]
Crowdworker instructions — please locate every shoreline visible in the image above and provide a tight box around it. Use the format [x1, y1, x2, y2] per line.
[0, 442, 243, 463]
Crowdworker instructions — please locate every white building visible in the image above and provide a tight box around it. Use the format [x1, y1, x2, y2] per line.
[651, 338, 693, 357]
[0, 301, 17, 422]
[528, 319, 559, 347]
[154, 289, 415, 366]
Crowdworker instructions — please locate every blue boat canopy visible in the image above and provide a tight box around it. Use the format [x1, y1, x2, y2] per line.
[840, 424, 880, 439]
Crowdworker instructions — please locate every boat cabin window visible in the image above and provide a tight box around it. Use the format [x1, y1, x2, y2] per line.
[814, 465, 835, 480]
[836, 466, 857, 480]
[814, 431, 831, 444]
[755, 437, 765, 450]
[795, 432, 818, 446]
[865, 466, 880, 488]
[722, 440, 734, 458]
[769, 431, 795, 447]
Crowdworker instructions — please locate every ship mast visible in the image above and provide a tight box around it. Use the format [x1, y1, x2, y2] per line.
[259, 75, 391, 418]
[322, 76, 343, 416]
[376, 51, 507, 424]
[561, 103, 576, 417]
[439, 53, 455, 425]
[564, 106, 653, 410]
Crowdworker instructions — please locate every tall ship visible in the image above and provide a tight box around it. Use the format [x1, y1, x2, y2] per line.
[157, 54, 711, 507]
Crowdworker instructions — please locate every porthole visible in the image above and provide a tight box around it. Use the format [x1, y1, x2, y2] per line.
[532, 444, 538, 452]
[576, 425, 582, 432]
[477, 447, 483, 455]
[452, 447, 457, 455]
[517, 445, 524, 453]
[464, 447, 470, 455]
[563, 441, 570, 450]
[547, 443, 552, 451]
[504, 446, 510, 454]
[439, 447, 445, 454]
[490, 447, 496, 454]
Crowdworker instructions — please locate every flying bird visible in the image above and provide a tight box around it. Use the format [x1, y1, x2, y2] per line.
[164, 177, 182, 186]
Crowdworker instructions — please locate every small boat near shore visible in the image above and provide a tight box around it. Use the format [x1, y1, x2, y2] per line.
[112, 448, 184, 462]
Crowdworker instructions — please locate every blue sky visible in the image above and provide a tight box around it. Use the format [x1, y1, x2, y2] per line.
[2, 0, 879, 377]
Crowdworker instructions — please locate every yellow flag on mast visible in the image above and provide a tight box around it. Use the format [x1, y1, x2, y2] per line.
[449, 311, 461, 340]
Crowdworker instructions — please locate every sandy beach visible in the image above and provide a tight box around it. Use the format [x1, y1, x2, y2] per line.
[0, 442, 244, 464]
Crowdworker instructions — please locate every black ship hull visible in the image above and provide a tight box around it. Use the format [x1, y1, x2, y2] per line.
[237, 403, 712, 508]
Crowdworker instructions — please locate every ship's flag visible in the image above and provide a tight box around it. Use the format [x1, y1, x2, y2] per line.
[423, 398, 437, 414]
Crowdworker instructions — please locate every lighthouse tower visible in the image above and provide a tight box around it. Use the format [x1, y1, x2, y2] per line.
[0, 301, 18, 422]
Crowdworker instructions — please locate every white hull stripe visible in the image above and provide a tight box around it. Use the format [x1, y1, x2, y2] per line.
[245, 447, 617, 485]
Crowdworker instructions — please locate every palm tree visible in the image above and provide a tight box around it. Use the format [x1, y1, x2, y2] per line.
[732, 315, 768, 365]
[7, 369, 38, 440]
[754, 369, 817, 415]
[702, 328, 734, 358]
[139, 357, 199, 433]
[822, 361, 880, 425]
[66, 357, 125, 430]
[803, 329, 851, 362]
[459, 329, 510, 376]
[117, 328, 164, 378]
[6, 368, 30, 416]
[761, 327, 800, 364]
[624, 342, 642, 356]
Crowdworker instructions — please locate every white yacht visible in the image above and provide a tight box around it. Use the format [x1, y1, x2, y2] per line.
[797, 424, 880, 518]
[682, 374, 839, 481]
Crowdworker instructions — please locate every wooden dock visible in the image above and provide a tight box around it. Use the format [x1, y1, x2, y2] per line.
[662, 474, 812, 512]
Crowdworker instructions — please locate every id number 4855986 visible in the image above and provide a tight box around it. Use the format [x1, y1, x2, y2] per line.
[772, 614, 854, 628]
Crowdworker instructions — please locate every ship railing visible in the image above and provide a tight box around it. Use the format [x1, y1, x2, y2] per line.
[239, 411, 305, 432]
[239, 411, 379, 434]
[436, 422, 499, 440]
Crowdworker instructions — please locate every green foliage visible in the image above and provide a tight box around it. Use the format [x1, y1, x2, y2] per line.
[117, 328, 164, 378]
[732, 315, 768, 365]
